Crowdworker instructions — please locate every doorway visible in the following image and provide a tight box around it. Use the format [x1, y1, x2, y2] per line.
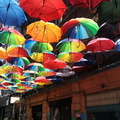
[49, 97, 71, 120]
[32, 105, 42, 120]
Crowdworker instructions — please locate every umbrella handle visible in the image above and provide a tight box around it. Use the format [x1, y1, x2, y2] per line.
[88, 0, 97, 14]
[89, 8, 97, 14]
[114, 31, 120, 35]
[0, 24, 4, 32]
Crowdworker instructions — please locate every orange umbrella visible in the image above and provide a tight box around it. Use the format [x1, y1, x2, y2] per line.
[7, 46, 29, 57]
[26, 20, 62, 43]
[0, 47, 8, 59]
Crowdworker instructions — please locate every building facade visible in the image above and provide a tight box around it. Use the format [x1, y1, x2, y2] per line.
[13, 62, 120, 120]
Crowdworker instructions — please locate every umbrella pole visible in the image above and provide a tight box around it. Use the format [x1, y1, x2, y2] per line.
[18, 93, 22, 120]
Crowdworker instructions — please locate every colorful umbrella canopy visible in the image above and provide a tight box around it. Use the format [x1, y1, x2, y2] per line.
[34, 76, 50, 83]
[43, 58, 66, 70]
[61, 17, 99, 39]
[30, 52, 56, 62]
[23, 70, 39, 78]
[24, 63, 45, 72]
[7, 46, 29, 57]
[38, 69, 56, 76]
[97, 0, 120, 25]
[0, 27, 24, 37]
[0, 78, 4, 83]
[0, 67, 8, 74]
[24, 39, 53, 53]
[69, 0, 110, 10]
[56, 38, 86, 52]
[86, 38, 116, 52]
[6, 57, 30, 66]
[22, 77, 35, 83]
[2, 65, 24, 73]
[0, 31, 26, 45]
[10, 79, 21, 84]
[0, 85, 9, 90]
[1, 81, 15, 86]
[0, 0, 27, 26]
[57, 52, 83, 62]
[14, 89, 26, 93]
[26, 20, 62, 43]
[6, 73, 25, 79]
[0, 47, 8, 59]
[20, 0, 67, 22]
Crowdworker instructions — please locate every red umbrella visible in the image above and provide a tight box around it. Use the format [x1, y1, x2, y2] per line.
[69, 0, 110, 11]
[43, 58, 66, 70]
[86, 38, 116, 52]
[20, 0, 67, 22]
[34, 76, 50, 83]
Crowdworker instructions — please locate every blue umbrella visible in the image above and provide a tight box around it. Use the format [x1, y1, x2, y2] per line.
[0, 0, 27, 26]
[73, 58, 96, 66]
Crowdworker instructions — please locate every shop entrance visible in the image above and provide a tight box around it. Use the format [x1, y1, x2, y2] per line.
[49, 97, 71, 120]
[32, 105, 42, 120]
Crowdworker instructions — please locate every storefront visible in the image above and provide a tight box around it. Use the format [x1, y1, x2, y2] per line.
[49, 97, 71, 120]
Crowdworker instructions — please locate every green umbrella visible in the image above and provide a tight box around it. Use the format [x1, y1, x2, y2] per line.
[97, 0, 120, 25]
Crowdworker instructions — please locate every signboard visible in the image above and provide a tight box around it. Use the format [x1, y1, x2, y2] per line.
[10, 97, 20, 104]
